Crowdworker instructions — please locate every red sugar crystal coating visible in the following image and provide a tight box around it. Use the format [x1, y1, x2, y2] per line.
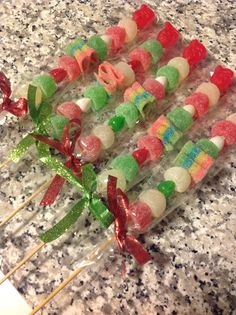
[182, 40, 207, 66]
[132, 147, 149, 166]
[129, 48, 151, 72]
[132, 4, 156, 30]
[128, 60, 145, 83]
[105, 26, 126, 53]
[57, 102, 81, 120]
[58, 56, 81, 81]
[211, 120, 236, 146]
[129, 201, 153, 231]
[184, 92, 209, 119]
[210, 65, 234, 94]
[138, 135, 163, 161]
[156, 22, 180, 49]
[143, 78, 165, 101]
[49, 68, 67, 83]
[77, 135, 102, 162]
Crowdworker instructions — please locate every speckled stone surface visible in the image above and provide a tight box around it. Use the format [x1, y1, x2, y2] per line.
[0, 1, 236, 315]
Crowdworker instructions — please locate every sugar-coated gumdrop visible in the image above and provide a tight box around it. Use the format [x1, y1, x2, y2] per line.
[138, 135, 163, 161]
[57, 102, 81, 120]
[129, 201, 153, 231]
[49, 68, 68, 83]
[111, 155, 139, 182]
[156, 65, 180, 93]
[132, 4, 156, 30]
[143, 78, 165, 101]
[167, 107, 193, 132]
[211, 120, 236, 146]
[83, 84, 109, 111]
[182, 40, 207, 66]
[129, 48, 151, 72]
[156, 22, 180, 49]
[139, 189, 166, 218]
[128, 60, 145, 83]
[196, 139, 219, 159]
[132, 147, 149, 166]
[58, 56, 81, 81]
[210, 65, 234, 94]
[118, 18, 138, 43]
[88, 35, 108, 61]
[105, 26, 126, 53]
[32, 75, 57, 98]
[184, 92, 209, 119]
[115, 102, 139, 128]
[77, 135, 102, 162]
[141, 39, 163, 64]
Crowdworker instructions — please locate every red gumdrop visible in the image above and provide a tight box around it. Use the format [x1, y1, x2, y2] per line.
[105, 26, 126, 53]
[132, 147, 149, 166]
[132, 4, 156, 30]
[143, 78, 165, 101]
[128, 60, 145, 83]
[129, 48, 151, 72]
[138, 135, 163, 161]
[77, 135, 102, 162]
[211, 120, 236, 146]
[49, 68, 68, 83]
[57, 102, 82, 120]
[58, 56, 81, 81]
[156, 22, 180, 49]
[182, 40, 207, 66]
[129, 201, 153, 232]
[184, 92, 209, 119]
[210, 65, 234, 94]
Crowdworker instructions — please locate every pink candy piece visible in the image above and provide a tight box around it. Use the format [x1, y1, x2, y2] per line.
[211, 120, 236, 146]
[210, 65, 234, 94]
[49, 68, 68, 83]
[182, 40, 207, 66]
[156, 21, 180, 49]
[77, 135, 102, 162]
[58, 56, 81, 81]
[184, 92, 209, 119]
[129, 201, 153, 231]
[57, 102, 82, 120]
[138, 135, 163, 161]
[129, 48, 151, 72]
[132, 4, 156, 30]
[128, 60, 145, 83]
[105, 26, 126, 53]
[143, 78, 165, 101]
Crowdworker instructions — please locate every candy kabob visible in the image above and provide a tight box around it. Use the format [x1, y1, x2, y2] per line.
[0, 38, 206, 227]
[0, 4, 157, 119]
[4, 112, 236, 315]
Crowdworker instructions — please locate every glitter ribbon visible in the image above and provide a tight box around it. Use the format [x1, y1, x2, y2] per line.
[107, 175, 151, 264]
[0, 71, 28, 117]
[32, 119, 83, 206]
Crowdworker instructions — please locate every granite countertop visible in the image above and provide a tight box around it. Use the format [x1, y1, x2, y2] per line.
[0, 1, 236, 314]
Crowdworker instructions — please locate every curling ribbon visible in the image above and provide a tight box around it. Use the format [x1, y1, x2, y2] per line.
[0, 71, 28, 117]
[32, 119, 83, 206]
[107, 175, 151, 264]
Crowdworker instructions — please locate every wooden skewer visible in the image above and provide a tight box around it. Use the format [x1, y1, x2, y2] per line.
[0, 241, 45, 285]
[0, 179, 51, 228]
[0, 159, 12, 171]
[29, 235, 115, 315]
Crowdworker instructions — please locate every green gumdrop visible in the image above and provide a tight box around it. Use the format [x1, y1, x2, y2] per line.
[32, 75, 57, 98]
[65, 37, 85, 56]
[157, 180, 175, 198]
[111, 155, 139, 183]
[196, 139, 219, 159]
[141, 39, 163, 64]
[115, 102, 139, 128]
[84, 84, 109, 111]
[156, 65, 180, 93]
[167, 107, 193, 132]
[88, 35, 108, 61]
[108, 115, 125, 132]
[45, 114, 70, 140]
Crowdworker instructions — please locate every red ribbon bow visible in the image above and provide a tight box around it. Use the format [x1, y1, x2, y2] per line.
[0, 72, 28, 117]
[32, 119, 82, 205]
[107, 175, 151, 265]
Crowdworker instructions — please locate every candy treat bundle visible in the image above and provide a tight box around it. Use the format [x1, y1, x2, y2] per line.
[0, 3, 235, 315]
